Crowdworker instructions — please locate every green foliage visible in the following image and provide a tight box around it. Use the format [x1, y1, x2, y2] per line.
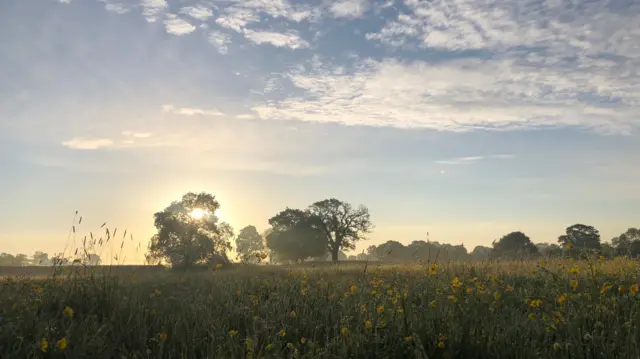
[2, 259, 640, 358]
[266, 209, 326, 262]
[558, 224, 601, 252]
[612, 228, 640, 257]
[147, 192, 232, 268]
[236, 225, 265, 263]
[492, 231, 538, 258]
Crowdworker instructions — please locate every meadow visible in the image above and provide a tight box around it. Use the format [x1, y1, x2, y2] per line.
[1, 258, 639, 359]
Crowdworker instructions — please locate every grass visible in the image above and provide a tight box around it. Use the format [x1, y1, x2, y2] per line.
[1, 258, 639, 359]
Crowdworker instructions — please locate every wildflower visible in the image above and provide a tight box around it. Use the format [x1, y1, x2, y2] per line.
[429, 300, 437, 308]
[56, 338, 67, 350]
[340, 327, 348, 337]
[154, 289, 161, 296]
[553, 342, 562, 351]
[624, 321, 632, 328]
[619, 286, 627, 295]
[365, 320, 373, 329]
[565, 243, 573, 249]
[405, 336, 413, 343]
[529, 299, 542, 308]
[377, 305, 384, 313]
[556, 293, 568, 304]
[286, 343, 294, 349]
[569, 265, 579, 275]
[505, 284, 514, 292]
[62, 306, 74, 318]
[570, 279, 579, 291]
[265, 344, 274, 351]
[600, 283, 613, 295]
[429, 263, 438, 275]
[289, 311, 297, 318]
[630, 284, 638, 296]
[361, 304, 367, 313]
[387, 289, 394, 295]
[279, 329, 286, 337]
[377, 320, 387, 328]
[437, 341, 445, 349]
[40, 338, 48, 352]
[466, 287, 474, 295]
[530, 269, 536, 276]
[159, 333, 168, 341]
[229, 330, 238, 337]
[260, 252, 268, 260]
[438, 334, 447, 341]
[448, 295, 457, 303]
[494, 292, 501, 301]
[300, 337, 306, 344]
[599, 256, 605, 261]
[396, 307, 404, 313]
[350, 284, 357, 293]
[528, 313, 537, 320]
[215, 263, 223, 270]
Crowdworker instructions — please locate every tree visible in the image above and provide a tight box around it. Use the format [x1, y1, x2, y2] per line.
[308, 198, 373, 262]
[235, 225, 265, 263]
[492, 232, 538, 258]
[470, 246, 492, 261]
[32, 251, 50, 265]
[146, 192, 232, 268]
[536, 243, 563, 258]
[266, 208, 326, 263]
[612, 228, 640, 257]
[85, 253, 102, 266]
[558, 224, 601, 254]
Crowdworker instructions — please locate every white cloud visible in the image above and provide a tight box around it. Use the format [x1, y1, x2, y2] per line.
[252, 56, 639, 133]
[214, 0, 320, 34]
[62, 138, 114, 150]
[180, 5, 214, 21]
[58, 0, 73, 3]
[164, 14, 196, 35]
[161, 104, 224, 116]
[243, 30, 309, 49]
[208, 31, 232, 54]
[235, 114, 255, 119]
[330, 0, 369, 19]
[435, 154, 514, 165]
[122, 131, 152, 138]
[140, 0, 166, 23]
[104, 2, 129, 14]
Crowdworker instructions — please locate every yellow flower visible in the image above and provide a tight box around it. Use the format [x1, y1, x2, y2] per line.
[300, 337, 306, 344]
[429, 300, 437, 308]
[215, 263, 223, 270]
[350, 284, 357, 293]
[396, 307, 404, 313]
[159, 333, 168, 341]
[56, 338, 67, 350]
[154, 289, 162, 296]
[361, 304, 367, 313]
[286, 342, 294, 349]
[529, 299, 542, 308]
[429, 263, 438, 275]
[466, 287, 474, 295]
[62, 306, 74, 318]
[377, 305, 384, 313]
[340, 327, 348, 337]
[289, 311, 297, 318]
[448, 295, 457, 303]
[229, 330, 238, 337]
[40, 338, 48, 352]
[599, 256, 605, 261]
[265, 344, 274, 351]
[279, 329, 286, 337]
[565, 243, 573, 249]
[377, 320, 387, 328]
[528, 313, 536, 320]
[619, 286, 627, 295]
[569, 265, 579, 275]
[493, 292, 501, 301]
[438, 334, 447, 341]
[553, 342, 562, 351]
[365, 320, 373, 329]
[630, 284, 638, 296]
[437, 341, 445, 349]
[570, 279, 579, 291]
[556, 293, 568, 304]
[405, 336, 413, 343]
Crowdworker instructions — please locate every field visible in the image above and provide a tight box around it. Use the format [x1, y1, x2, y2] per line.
[1, 259, 639, 359]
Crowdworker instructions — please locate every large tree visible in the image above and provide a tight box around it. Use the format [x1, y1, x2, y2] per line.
[235, 225, 265, 263]
[309, 198, 373, 262]
[266, 208, 326, 263]
[558, 224, 601, 252]
[611, 228, 640, 257]
[492, 231, 538, 258]
[32, 251, 50, 266]
[146, 192, 232, 268]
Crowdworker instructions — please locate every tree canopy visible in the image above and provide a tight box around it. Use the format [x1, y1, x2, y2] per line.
[492, 231, 538, 258]
[265, 208, 326, 263]
[558, 224, 601, 255]
[235, 225, 265, 263]
[146, 192, 232, 268]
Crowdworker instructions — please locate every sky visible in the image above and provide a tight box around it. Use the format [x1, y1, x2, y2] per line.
[1, 0, 639, 263]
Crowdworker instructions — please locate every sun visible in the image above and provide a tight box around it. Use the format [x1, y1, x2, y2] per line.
[189, 208, 208, 219]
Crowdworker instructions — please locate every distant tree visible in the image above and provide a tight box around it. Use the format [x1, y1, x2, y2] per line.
[51, 254, 69, 266]
[536, 243, 563, 258]
[470, 246, 492, 261]
[146, 192, 232, 268]
[347, 255, 357, 260]
[558, 224, 601, 255]
[235, 225, 265, 263]
[0, 253, 15, 266]
[600, 242, 616, 258]
[266, 208, 327, 263]
[85, 253, 102, 266]
[492, 232, 538, 258]
[366, 245, 378, 259]
[611, 228, 640, 257]
[32, 251, 50, 265]
[375, 240, 406, 260]
[308, 199, 373, 262]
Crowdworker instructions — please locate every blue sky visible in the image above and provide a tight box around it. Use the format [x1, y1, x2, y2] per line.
[1, 0, 639, 263]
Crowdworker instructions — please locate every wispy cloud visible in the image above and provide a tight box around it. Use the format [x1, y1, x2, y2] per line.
[140, 0, 167, 23]
[164, 14, 196, 35]
[330, 0, 370, 19]
[208, 31, 232, 54]
[235, 114, 255, 120]
[62, 138, 114, 150]
[180, 5, 214, 21]
[435, 154, 515, 165]
[161, 104, 224, 116]
[122, 131, 152, 139]
[243, 30, 309, 49]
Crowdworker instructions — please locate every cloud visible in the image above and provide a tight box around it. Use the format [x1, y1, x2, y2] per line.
[161, 104, 224, 116]
[330, 0, 369, 19]
[140, 0, 167, 23]
[180, 5, 214, 21]
[122, 131, 152, 138]
[104, 3, 129, 14]
[435, 154, 514, 165]
[235, 114, 255, 119]
[252, 55, 639, 133]
[164, 14, 196, 35]
[59, 0, 73, 3]
[208, 31, 232, 54]
[62, 138, 114, 150]
[214, 0, 319, 34]
[243, 30, 309, 49]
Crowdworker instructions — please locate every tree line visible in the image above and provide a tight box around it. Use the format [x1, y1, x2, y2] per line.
[144, 192, 640, 268]
[0, 251, 101, 267]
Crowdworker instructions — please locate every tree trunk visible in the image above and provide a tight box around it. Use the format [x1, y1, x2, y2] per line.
[331, 244, 340, 262]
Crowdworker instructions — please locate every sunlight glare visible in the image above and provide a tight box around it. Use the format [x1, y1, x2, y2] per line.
[189, 208, 208, 219]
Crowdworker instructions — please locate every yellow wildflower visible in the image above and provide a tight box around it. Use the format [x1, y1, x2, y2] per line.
[528, 313, 536, 320]
[437, 341, 445, 349]
[405, 336, 413, 343]
[630, 284, 638, 296]
[300, 337, 306, 344]
[159, 333, 168, 341]
[350, 284, 357, 293]
[154, 289, 161, 296]
[62, 306, 73, 318]
[429, 300, 437, 308]
[265, 344, 274, 351]
[40, 338, 48, 352]
[396, 307, 404, 313]
[494, 292, 501, 301]
[619, 286, 627, 295]
[570, 279, 579, 291]
[556, 293, 568, 305]
[529, 299, 542, 308]
[553, 342, 562, 351]
[215, 263, 223, 270]
[377, 305, 384, 313]
[429, 263, 438, 275]
[505, 284, 514, 292]
[286, 342, 294, 349]
[340, 327, 348, 337]
[229, 330, 238, 337]
[289, 311, 297, 318]
[361, 304, 367, 313]
[565, 243, 573, 249]
[569, 265, 579, 275]
[448, 295, 457, 303]
[279, 329, 286, 337]
[365, 320, 372, 329]
[56, 338, 67, 350]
